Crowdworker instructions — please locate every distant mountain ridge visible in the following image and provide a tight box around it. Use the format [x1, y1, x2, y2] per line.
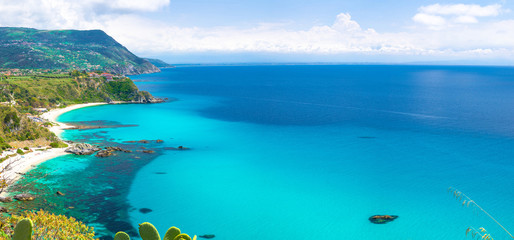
[143, 58, 174, 68]
[0, 27, 159, 75]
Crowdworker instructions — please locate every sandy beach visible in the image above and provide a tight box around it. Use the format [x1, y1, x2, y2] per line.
[0, 102, 106, 196]
[42, 103, 107, 138]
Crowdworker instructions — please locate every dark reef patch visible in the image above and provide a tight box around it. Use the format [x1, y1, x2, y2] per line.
[65, 120, 138, 130]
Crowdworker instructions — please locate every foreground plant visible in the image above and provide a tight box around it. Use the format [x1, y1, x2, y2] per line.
[2, 210, 97, 239]
[114, 222, 196, 240]
[449, 187, 514, 239]
[466, 227, 493, 240]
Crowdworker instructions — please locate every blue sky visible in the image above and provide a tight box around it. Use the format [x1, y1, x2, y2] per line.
[1, 0, 514, 64]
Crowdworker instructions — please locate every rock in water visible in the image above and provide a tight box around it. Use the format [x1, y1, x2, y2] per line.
[56, 191, 65, 196]
[369, 215, 398, 224]
[199, 235, 215, 239]
[14, 194, 36, 201]
[0, 196, 13, 203]
[96, 149, 114, 157]
[139, 208, 153, 214]
[65, 143, 101, 155]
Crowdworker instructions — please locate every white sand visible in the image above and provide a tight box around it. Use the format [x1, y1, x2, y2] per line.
[0, 103, 106, 196]
[42, 102, 107, 138]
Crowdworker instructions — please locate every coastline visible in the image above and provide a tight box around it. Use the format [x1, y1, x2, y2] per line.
[0, 102, 106, 196]
[42, 103, 107, 138]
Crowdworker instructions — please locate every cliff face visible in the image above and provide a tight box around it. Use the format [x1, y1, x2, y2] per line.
[0, 27, 159, 75]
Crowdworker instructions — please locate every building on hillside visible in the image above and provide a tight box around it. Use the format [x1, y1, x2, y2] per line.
[89, 72, 100, 78]
[101, 73, 114, 81]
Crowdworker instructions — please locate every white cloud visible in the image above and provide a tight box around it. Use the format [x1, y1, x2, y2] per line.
[0, 0, 169, 29]
[413, 3, 503, 28]
[454, 15, 478, 24]
[1, 0, 514, 62]
[419, 3, 501, 17]
[108, 0, 170, 12]
[412, 13, 447, 27]
[332, 13, 362, 32]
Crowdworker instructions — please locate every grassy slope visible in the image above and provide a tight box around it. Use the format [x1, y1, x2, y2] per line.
[0, 71, 150, 108]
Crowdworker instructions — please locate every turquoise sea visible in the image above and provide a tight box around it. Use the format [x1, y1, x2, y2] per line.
[12, 65, 514, 239]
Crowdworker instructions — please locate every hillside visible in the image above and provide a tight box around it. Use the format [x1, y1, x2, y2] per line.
[0, 70, 161, 108]
[0, 27, 159, 75]
[0, 69, 162, 149]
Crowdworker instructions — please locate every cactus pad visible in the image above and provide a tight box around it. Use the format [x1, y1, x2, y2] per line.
[163, 227, 181, 240]
[173, 233, 192, 240]
[114, 231, 131, 240]
[12, 218, 33, 240]
[139, 222, 161, 240]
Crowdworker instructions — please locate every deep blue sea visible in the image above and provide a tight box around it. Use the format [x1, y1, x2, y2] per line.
[13, 65, 514, 239]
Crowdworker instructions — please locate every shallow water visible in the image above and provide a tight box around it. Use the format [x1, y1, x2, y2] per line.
[12, 65, 514, 239]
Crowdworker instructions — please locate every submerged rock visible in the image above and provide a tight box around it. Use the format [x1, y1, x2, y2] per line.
[14, 193, 35, 201]
[95, 146, 132, 157]
[96, 149, 114, 157]
[142, 150, 155, 154]
[164, 146, 190, 151]
[139, 208, 152, 214]
[0, 206, 7, 213]
[156, 139, 164, 143]
[369, 215, 398, 224]
[199, 234, 215, 239]
[66, 143, 101, 155]
[56, 191, 65, 196]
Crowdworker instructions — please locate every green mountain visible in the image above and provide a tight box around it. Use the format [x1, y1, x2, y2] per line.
[0, 27, 159, 75]
[143, 58, 174, 68]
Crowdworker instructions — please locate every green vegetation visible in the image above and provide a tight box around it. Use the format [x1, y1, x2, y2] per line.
[0, 27, 159, 75]
[1, 217, 196, 240]
[1, 210, 97, 239]
[49, 141, 68, 148]
[114, 222, 195, 240]
[11, 218, 32, 240]
[0, 107, 57, 145]
[15, 148, 23, 155]
[0, 137, 12, 150]
[0, 70, 155, 108]
[103, 78, 142, 101]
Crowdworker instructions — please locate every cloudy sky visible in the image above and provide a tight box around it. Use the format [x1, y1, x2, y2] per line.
[1, 0, 514, 64]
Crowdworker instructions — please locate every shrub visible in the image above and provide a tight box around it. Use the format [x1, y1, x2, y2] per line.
[49, 142, 68, 148]
[0, 143, 11, 150]
[16, 148, 24, 155]
[2, 210, 97, 239]
[23, 147, 29, 150]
